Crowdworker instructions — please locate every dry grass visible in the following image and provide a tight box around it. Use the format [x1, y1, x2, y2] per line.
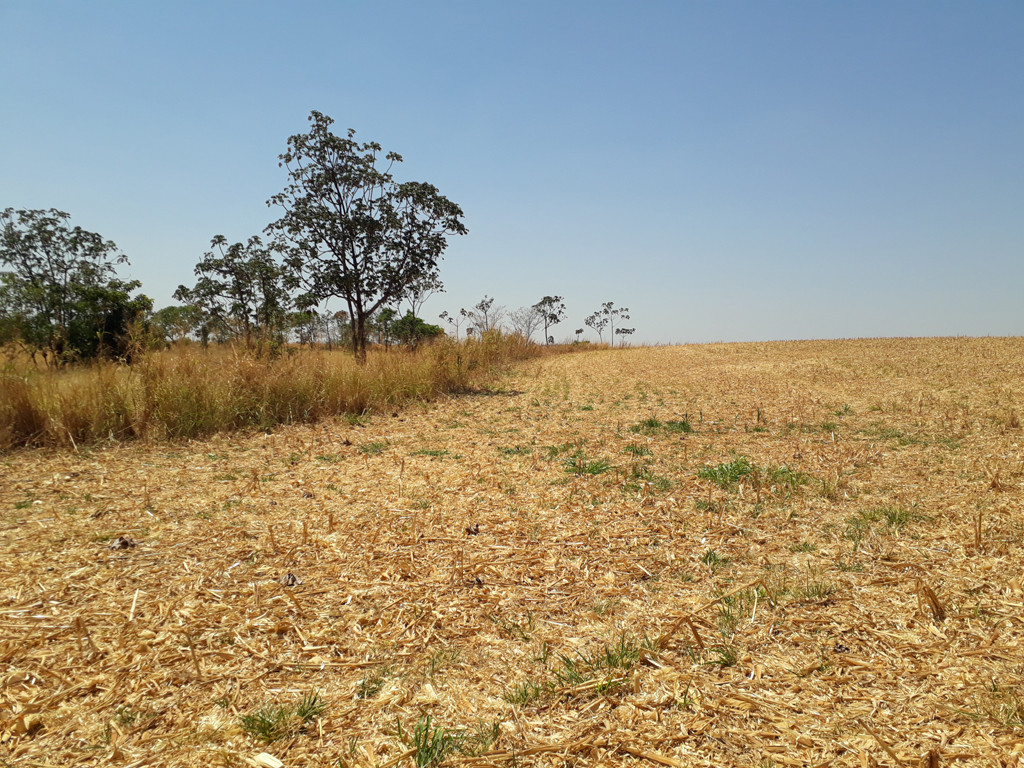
[0, 334, 547, 450]
[2, 336, 1023, 767]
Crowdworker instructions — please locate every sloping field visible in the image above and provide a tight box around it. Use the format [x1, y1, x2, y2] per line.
[2, 337, 1023, 767]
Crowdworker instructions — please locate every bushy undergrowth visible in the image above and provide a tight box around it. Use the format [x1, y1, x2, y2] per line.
[0, 334, 549, 450]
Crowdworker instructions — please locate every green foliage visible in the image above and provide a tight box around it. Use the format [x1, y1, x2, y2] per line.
[488, 611, 534, 641]
[150, 304, 206, 345]
[357, 666, 391, 699]
[623, 443, 652, 456]
[1, 208, 151, 363]
[174, 235, 291, 356]
[698, 456, 807, 492]
[267, 112, 467, 363]
[700, 548, 729, 570]
[390, 311, 444, 347]
[503, 679, 547, 706]
[552, 634, 650, 695]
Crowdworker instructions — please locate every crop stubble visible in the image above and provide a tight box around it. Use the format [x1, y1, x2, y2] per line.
[1, 337, 1023, 766]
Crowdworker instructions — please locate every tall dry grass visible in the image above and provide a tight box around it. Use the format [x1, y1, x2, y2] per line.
[0, 333, 548, 450]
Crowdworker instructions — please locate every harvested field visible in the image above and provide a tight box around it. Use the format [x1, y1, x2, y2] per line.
[2, 337, 1023, 767]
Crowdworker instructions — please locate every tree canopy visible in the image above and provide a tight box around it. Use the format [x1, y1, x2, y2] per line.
[174, 235, 291, 355]
[0, 208, 151, 363]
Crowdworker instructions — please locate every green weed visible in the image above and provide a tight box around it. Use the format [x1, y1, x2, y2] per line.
[630, 417, 693, 435]
[488, 612, 534, 641]
[563, 448, 612, 476]
[623, 443, 652, 456]
[238, 691, 326, 744]
[357, 665, 392, 699]
[396, 714, 464, 768]
[503, 679, 547, 707]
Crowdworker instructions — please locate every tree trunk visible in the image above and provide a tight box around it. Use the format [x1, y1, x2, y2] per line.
[353, 312, 367, 365]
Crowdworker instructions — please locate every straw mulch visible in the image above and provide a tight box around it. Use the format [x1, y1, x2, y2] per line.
[2, 337, 1023, 767]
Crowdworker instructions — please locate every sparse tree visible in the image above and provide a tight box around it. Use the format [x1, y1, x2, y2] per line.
[589, 301, 630, 347]
[466, 295, 505, 335]
[584, 310, 608, 343]
[532, 296, 566, 345]
[508, 305, 543, 342]
[438, 309, 465, 340]
[404, 274, 443, 318]
[267, 112, 467, 364]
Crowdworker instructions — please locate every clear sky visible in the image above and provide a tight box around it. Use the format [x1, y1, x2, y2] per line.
[2, 1, 1021, 344]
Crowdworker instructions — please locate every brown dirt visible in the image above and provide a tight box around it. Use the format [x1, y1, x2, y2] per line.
[2, 337, 1023, 767]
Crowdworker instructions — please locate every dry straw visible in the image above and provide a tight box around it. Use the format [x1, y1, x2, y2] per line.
[2, 337, 1023, 766]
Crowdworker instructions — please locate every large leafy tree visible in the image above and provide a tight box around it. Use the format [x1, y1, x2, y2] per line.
[0, 208, 150, 363]
[267, 111, 467, 363]
[174, 235, 291, 355]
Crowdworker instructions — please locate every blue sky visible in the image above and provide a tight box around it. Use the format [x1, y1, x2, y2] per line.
[2, 1, 1021, 343]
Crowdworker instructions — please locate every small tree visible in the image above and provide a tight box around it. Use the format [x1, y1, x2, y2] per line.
[0, 208, 151, 363]
[508, 305, 543, 342]
[371, 307, 399, 347]
[615, 326, 636, 345]
[267, 112, 467, 364]
[391, 311, 443, 348]
[533, 296, 566, 345]
[438, 309, 465, 341]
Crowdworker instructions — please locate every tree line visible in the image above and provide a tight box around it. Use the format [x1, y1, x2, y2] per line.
[2, 112, 634, 365]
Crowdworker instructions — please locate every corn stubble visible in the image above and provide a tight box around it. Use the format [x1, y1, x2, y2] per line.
[2, 336, 1023, 767]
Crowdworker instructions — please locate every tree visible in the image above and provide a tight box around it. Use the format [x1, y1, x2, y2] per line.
[174, 235, 291, 356]
[438, 309, 465, 340]
[372, 307, 399, 347]
[150, 304, 206, 345]
[508, 305, 543, 342]
[587, 302, 631, 347]
[403, 274, 443, 318]
[533, 296, 566, 345]
[584, 310, 608, 343]
[0, 208, 151, 363]
[465, 295, 505, 335]
[267, 112, 467, 364]
[391, 311, 443, 348]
